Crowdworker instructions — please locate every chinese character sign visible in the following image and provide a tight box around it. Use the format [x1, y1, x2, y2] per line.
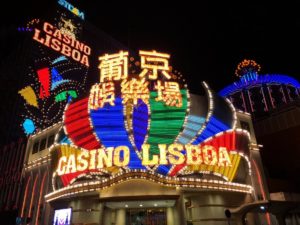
[121, 78, 149, 106]
[89, 83, 115, 110]
[98, 51, 129, 82]
[57, 49, 247, 190]
[139, 50, 171, 80]
[94, 50, 182, 108]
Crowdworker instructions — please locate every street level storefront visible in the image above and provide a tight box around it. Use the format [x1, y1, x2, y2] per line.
[21, 50, 270, 225]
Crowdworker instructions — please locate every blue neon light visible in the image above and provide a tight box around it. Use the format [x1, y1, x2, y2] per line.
[58, 0, 85, 20]
[132, 99, 149, 151]
[52, 56, 67, 65]
[51, 68, 63, 82]
[23, 119, 35, 135]
[90, 97, 145, 169]
[219, 74, 300, 97]
[192, 116, 230, 145]
[60, 136, 71, 144]
[177, 115, 206, 144]
[51, 68, 72, 90]
[51, 80, 71, 90]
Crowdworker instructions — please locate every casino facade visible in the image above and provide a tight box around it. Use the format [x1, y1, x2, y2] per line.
[0, 1, 283, 225]
[20, 54, 271, 225]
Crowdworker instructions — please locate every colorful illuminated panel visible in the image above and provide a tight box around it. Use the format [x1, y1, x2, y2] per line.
[51, 50, 251, 190]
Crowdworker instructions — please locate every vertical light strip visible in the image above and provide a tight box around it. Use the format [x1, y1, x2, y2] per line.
[252, 159, 271, 225]
[260, 86, 269, 111]
[35, 172, 47, 225]
[267, 86, 275, 109]
[21, 176, 31, 217]
[28, 174, 39, 217]
[241, 91, 248, 112]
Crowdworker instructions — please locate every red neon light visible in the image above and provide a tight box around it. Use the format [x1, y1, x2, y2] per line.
[28, 175, 39, 217]
[35, 172, 47, 225]
[247, 90, 254, 113]
[37, 68, 51, 99]
[21, 176, 31, 217]
[260, 87, 269, 112]
[64, 97, 101, 150]
[267, 86, 275, 109]
[252, 159, 271, 225]
[241, 92, 248, 112]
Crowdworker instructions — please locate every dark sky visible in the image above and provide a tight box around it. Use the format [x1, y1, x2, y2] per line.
[1, 1, 300, 92]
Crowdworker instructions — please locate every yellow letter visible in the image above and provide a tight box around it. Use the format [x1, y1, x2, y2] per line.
[65, 154, 76, 174]
[77, 151, 89, 172]
[89, 150, 97, 170]
[57, 156, 67, 176]
[202, 145, 218, 166]
[80, 55, 90, 67]
[114, 146, 130, 167]
[186, 144, 202, 165]
[142, 144, 159, 166]
[168, 144, 185, 165]
[84, 46, 91, 55]
[218, 147, 232, 167]
[61, 43, 72, 57]
[158, 144, 168, 165]
[32, 29, 45, 44]
[43, 22, 53, 35]
[51, 38, 61, 52]
[53, 29, 62, 40]
[97, 148, 113, 169]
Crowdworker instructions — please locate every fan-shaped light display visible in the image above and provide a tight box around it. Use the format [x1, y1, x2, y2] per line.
[51, 50, 251, 190]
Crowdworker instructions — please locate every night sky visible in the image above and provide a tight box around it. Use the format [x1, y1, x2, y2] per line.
[1, 1, 300, 93]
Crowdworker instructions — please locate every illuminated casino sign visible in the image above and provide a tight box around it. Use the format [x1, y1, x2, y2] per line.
[33, 22, 91, 67]
[50, 50, 252, 192]
[56, 144, 232, 176]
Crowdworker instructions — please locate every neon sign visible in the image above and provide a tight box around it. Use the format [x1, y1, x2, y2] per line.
[58, 0, 85, 20]
[56, 144, 232, 176]
[50, 50, 251, 189]
[33, 22, 91, 67]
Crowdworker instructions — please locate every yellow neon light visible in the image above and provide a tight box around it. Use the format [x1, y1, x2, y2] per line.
[56, 144, 233, 176]
[98, 51, 129, 82]
[155, 81, 182, 107]
[139, 50, 171, 80]
[89, 82, 115, 109]
[121, 78, 149, 106]
[18, 86, 38, 108]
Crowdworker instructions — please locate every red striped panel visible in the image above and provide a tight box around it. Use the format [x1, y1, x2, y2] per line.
[64, 97, 101, 150]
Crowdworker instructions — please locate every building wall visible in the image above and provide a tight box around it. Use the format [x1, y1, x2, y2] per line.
[185, 192, 254, 225]
[20, 124, 61, 225]
[254, 106, 300, 192]
[50, 197, 104, 225]
[0, 138, 27, 224]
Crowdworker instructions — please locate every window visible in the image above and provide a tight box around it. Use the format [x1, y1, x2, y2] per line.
[39, 138, 47, 151]
[47, 135, 55, 147]
[32, 141, 39, 154]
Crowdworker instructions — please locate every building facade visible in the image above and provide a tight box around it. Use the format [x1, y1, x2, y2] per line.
[20, 79, 272, 225]
[0, 138, 27, 224]
[219, 60, 300, 224]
